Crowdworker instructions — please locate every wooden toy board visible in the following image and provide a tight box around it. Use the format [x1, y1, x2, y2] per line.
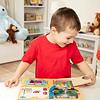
[18, 76, 91, 100]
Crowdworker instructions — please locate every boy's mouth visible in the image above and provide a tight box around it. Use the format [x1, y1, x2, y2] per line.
[58, 43, 67, 47]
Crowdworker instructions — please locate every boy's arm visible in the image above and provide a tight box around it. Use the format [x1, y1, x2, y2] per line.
[77, 61, 96, 85]
[13, 61, 30, 79]
[5, 61, 30, 87]
[77, 61, 94, 75]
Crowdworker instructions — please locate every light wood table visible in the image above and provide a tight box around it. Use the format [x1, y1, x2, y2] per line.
[0, 77, 100, 100]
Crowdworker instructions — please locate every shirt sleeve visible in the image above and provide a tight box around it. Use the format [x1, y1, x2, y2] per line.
[22, 40, 38, 64]
[71, 41, 84, 64]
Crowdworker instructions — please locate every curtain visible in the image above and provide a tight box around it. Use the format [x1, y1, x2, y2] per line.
[0, 0, 15, 18]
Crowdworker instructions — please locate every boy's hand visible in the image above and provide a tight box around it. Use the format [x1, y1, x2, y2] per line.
[82, 74, 96, 85]
[5, 78, 19, 88]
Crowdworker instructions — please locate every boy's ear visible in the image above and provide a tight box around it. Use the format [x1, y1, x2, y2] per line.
[51, 26, 57, 33]
[51, 26, 59, 35]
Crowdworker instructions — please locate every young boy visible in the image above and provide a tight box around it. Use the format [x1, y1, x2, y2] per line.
[5, 7, 96, 87]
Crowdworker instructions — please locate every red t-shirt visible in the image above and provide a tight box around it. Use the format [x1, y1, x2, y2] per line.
[22, 35, 83, 78]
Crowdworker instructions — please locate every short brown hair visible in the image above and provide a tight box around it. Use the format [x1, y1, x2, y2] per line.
[50, 7, 81, 32]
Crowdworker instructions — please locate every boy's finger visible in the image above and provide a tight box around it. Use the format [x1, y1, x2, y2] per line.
[10, 80, 19, 87]
[11, 83, 16, 87]
[86, 82, 94, 86]
[8, 80, 14, 88]
[82, 75, 90, 79]
[13, 80, 19, 87]
[4, 81, 9, 87]
[5, 80, 11, 87]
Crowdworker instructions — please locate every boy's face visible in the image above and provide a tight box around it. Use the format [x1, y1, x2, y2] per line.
[53, 27, 78, 47]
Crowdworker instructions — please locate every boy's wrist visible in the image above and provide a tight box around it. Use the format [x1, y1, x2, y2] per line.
[13, 75, 20, 80]
[86, 68, 95, 76]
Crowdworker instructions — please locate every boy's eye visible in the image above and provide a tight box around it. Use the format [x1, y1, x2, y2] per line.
[66, 37, 71, 40]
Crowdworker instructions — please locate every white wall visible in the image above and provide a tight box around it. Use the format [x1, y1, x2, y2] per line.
[47, 0, 100, 27]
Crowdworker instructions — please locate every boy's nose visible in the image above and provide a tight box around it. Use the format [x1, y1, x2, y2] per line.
[69, 39, 74, 43]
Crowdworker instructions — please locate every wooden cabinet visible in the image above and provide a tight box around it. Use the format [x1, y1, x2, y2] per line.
[0, 41, 24, 64]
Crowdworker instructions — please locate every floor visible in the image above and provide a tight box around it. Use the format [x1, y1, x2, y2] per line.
[0, 61, 82, 82]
